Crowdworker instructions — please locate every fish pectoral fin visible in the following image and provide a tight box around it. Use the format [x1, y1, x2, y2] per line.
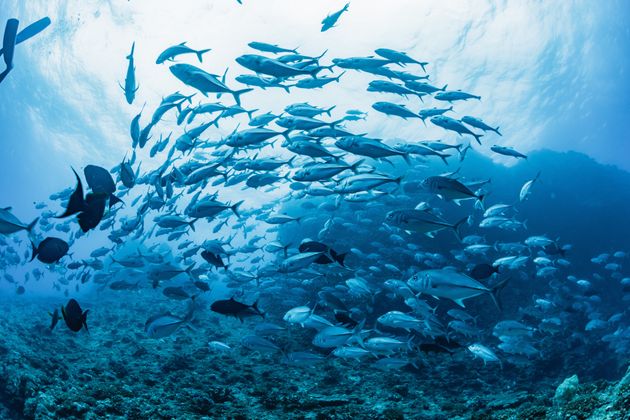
[453, 299, 466, 308]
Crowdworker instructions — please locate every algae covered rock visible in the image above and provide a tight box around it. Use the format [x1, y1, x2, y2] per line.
[554, 374, 579, 406]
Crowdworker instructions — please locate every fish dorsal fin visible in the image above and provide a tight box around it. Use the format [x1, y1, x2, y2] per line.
[179, 41, 187, 45]
[2, 207, 12, 211]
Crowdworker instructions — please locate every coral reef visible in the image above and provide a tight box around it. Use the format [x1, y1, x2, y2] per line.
[0, 297, 627, 419]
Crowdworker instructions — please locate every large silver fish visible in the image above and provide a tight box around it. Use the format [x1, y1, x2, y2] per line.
[408, 269, 508, 309]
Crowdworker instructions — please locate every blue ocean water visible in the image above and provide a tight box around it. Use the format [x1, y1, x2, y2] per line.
[1, 1, 629, 418]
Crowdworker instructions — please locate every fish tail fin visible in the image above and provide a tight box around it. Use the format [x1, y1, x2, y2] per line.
[352, 319, 366, 347]
[184, 263, 196, 276]
[188, 219, 196, 232]
[280, 129, 292, 141]
[325, 105, 337, 116]
[184, 298, 196, 322]
[494, 126, 502, 136]
[109, 194, 124, 208]
[473, 133, 483, 145]
[336, 252, 347, 267]
[441, 84, 448, 91]
[26, 217, 39, 233]
[316, 49, 328, 60]
[231, 200, 244, 217]
[196, 48, 211, 62]
[401, 152, 411, 165]
[330, 117, 345, 127]
[253, 299, 265, 318]
[82, 310, 90, 334]
[309, 66, 322, 78]
[187, 110, 196, 124]
[476, 193, 486, 211]
[350, 159, 365, 172]
[231, 88, 253, 106]
[246, 108, 258, 119]
[489, 277, 510, 311]
[438, 152, 449, 165]
[30, 241, 38, 262]
[336, 71, 346, 82]
[126, 42, 135, 60]
[451, 217, 468, 242]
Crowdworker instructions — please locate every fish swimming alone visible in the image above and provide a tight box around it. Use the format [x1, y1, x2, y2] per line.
[120, 42, 139, 105]
[61, 298, 89, 333]
[321, 3, 350, 32]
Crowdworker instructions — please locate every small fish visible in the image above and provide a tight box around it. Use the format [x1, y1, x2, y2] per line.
[321, 3, 350, 32]
[120, 42, 139, 104]
[145, 302, 194, 339]
[156, 42, 211, 64]
[491, 145, 527, 159]
[49, 308, 60, 330]
[468, 343, 502, 367]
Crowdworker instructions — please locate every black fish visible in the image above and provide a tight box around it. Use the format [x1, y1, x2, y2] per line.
[84, 164, 116, 195]
[162, 286, 190, 300]
[299, 240, 347, 266]
[120, 163, 135, 188]
[469, 263, 499, 280]
[543, 242, 566, 257]
[210, 297, 264, 322]
[201, 250, 228, 270]
[84, 165, 124, 209]
[434, 335, 463, 349]
[61, 298, 89, 332]
[418, 343, 454, 355]
[57, 168, 87, 218]
[56, 167, 115, 232]
[49, 308, 60, 330]
[77, 193, 107, 232]
[194, 281, 211, 292]
[16, 285, 25, 295]
[318, 290, 348, 311]
[334, 310, 357, 328]
[30, 237, 69, 264]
